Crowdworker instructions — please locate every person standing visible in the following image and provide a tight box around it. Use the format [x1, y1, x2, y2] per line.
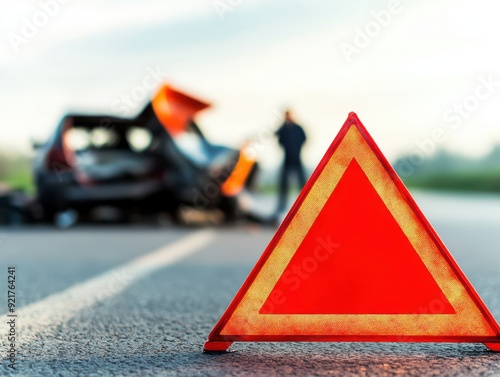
[275, 109, 307, 214]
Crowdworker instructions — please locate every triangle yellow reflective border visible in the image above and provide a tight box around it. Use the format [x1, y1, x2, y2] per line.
[204, 113, 500, 352]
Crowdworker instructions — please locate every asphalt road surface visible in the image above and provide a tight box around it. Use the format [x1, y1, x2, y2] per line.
[1, 191, 500, 376]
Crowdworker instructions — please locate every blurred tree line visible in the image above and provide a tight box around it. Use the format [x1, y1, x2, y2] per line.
[395, 146, 500, 192]
[0, 152, 33, 193]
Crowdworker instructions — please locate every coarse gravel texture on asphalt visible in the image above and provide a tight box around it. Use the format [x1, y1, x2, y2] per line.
[1, 193, 500, 376]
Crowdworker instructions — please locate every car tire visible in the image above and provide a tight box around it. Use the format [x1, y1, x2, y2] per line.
[219, 196, 240, 223]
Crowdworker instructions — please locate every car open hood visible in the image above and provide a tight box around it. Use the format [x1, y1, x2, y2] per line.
[151, 85, 211, 136]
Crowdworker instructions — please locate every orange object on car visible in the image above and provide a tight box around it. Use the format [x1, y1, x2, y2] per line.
[152, 85, 210, 136]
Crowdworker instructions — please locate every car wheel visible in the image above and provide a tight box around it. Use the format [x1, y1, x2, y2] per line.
[219, 196, 240, 223]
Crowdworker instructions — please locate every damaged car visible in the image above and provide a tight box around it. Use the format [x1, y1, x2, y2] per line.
[33, 85, 258, 224]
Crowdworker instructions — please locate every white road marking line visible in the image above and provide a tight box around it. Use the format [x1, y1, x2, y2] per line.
[0, 229, 215, 346]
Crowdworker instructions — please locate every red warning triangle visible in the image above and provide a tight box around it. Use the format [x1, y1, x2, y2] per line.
[204, 113, 500, 353]
[260, 159, 455, 315]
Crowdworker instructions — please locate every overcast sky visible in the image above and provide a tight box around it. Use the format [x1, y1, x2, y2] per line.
[1, 0, 500, 168]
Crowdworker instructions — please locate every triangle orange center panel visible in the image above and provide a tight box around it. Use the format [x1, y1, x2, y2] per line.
[260, 159, 455, 315]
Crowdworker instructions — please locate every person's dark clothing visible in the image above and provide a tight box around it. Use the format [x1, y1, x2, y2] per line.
[276, 121, 306, 164]
[277, 160, 307, 213]
[275, 121, 307, 213]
